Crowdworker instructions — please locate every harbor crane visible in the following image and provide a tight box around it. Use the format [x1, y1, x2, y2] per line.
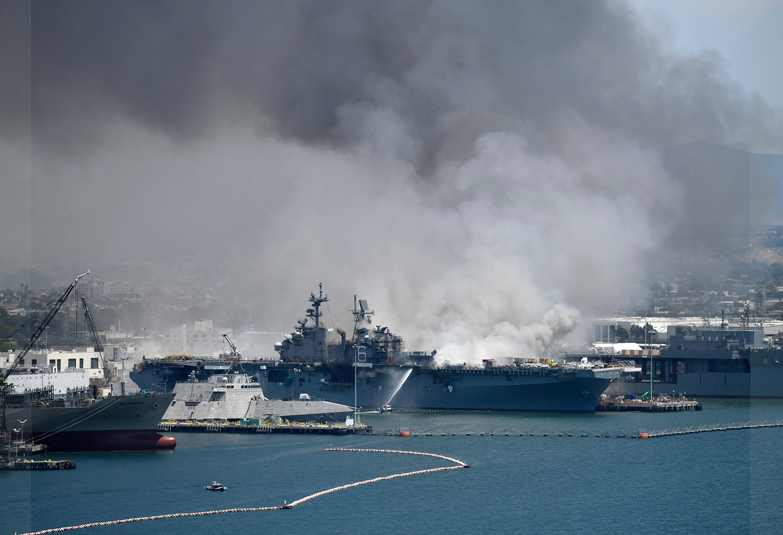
[222, 334, 240, 359]
[0, 271, 90, 434]
[81, 296, 111, 384]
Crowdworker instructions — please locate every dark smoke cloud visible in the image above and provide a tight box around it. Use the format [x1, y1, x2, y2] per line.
[27, 1, 782, 158]
[3, 1, 782, 361]
[1, 1, 30, 142]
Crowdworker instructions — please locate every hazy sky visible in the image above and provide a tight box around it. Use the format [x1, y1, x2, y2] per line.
[2, 1, 782, 363]
[632, 0, 783, 111]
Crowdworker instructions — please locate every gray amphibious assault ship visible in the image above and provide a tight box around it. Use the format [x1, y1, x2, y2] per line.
[133, 286, 625, 412]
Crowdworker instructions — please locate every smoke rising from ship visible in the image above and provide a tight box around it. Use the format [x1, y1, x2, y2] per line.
[2, 1, 783, 363]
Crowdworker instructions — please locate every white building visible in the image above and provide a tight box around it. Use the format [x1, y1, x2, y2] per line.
[159, 320, 233, 356]
[104, 281, 137, 297]
[2, 348, 106, 380]
[592, 316, 783, 343]
[77, 278, 138, 297]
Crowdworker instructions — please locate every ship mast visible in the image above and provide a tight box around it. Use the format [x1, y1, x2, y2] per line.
[307, 283, 328, 329]
[306, 284, 328, 363]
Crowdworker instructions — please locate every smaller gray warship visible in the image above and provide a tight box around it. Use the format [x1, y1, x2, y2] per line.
[163, 372, 353, 422]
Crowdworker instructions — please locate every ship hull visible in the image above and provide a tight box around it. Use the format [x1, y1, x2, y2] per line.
[132, 362, 618, 413]
[391, 370, 615, 412]
[7, 393, 177, 452]
[16, 429, 177, 452]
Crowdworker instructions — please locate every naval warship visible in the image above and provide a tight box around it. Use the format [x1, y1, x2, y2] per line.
[132, 286, 625, 412]
[4, 379, 175, 452]
[163, 372, 353, 422]
[602, 325, 783, 398]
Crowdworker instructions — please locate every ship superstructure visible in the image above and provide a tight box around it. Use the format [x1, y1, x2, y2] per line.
[273, 286, 406, 364]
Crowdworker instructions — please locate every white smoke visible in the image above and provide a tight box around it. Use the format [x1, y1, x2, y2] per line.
[353, 127, 677, 364]
[434, 304, 582, 365]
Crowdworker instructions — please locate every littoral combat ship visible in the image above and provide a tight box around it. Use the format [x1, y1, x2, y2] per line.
[133, 286, 624, 412]
[163, 372, 353, 422]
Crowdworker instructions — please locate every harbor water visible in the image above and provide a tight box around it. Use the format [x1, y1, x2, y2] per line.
[5, 399, 783, 535]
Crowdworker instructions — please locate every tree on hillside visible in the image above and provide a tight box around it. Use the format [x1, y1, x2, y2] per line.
[629, 324, 645, 342]
[614, 325, 629, 342]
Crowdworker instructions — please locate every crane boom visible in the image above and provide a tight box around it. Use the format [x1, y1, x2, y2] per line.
[2, 271, 90, 382]
[82, 296, 109, 383]
[1, 270, 90, 433]
[222, 334, 239, 358]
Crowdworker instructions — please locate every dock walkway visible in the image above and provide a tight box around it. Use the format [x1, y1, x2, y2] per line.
[596, 398, 701, 412]
[0, 459, 75, 470]
[158, 421, 369, 435]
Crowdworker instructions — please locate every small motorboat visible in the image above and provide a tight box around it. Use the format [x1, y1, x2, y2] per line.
[205, 481, 227, 491]
[380, 404, 393, 413]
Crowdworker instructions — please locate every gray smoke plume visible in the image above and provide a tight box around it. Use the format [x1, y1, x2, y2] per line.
[3, 1, 782, 362]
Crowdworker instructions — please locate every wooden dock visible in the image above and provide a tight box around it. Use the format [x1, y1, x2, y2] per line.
[158, 420, 372, 435]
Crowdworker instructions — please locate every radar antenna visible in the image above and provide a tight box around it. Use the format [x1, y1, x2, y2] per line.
[352, 296, 374, 338]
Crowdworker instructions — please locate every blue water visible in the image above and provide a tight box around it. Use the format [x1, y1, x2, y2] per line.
[5, 399, 783, 535]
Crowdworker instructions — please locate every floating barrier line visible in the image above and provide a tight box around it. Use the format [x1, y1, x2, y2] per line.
[19, 448, 468, 535]
[642, 419, 783, 438]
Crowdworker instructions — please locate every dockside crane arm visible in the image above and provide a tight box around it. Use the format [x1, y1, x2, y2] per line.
[0, 270, 90, 433]
[1, 270, 90, 383]
[82, 296, 109, 383]
[222, 334, 239, 358]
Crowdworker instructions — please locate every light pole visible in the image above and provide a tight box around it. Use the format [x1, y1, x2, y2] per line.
[645, 322, 653, 401]
[11, 428, 20, 458]
[17, 419, 26, 447]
